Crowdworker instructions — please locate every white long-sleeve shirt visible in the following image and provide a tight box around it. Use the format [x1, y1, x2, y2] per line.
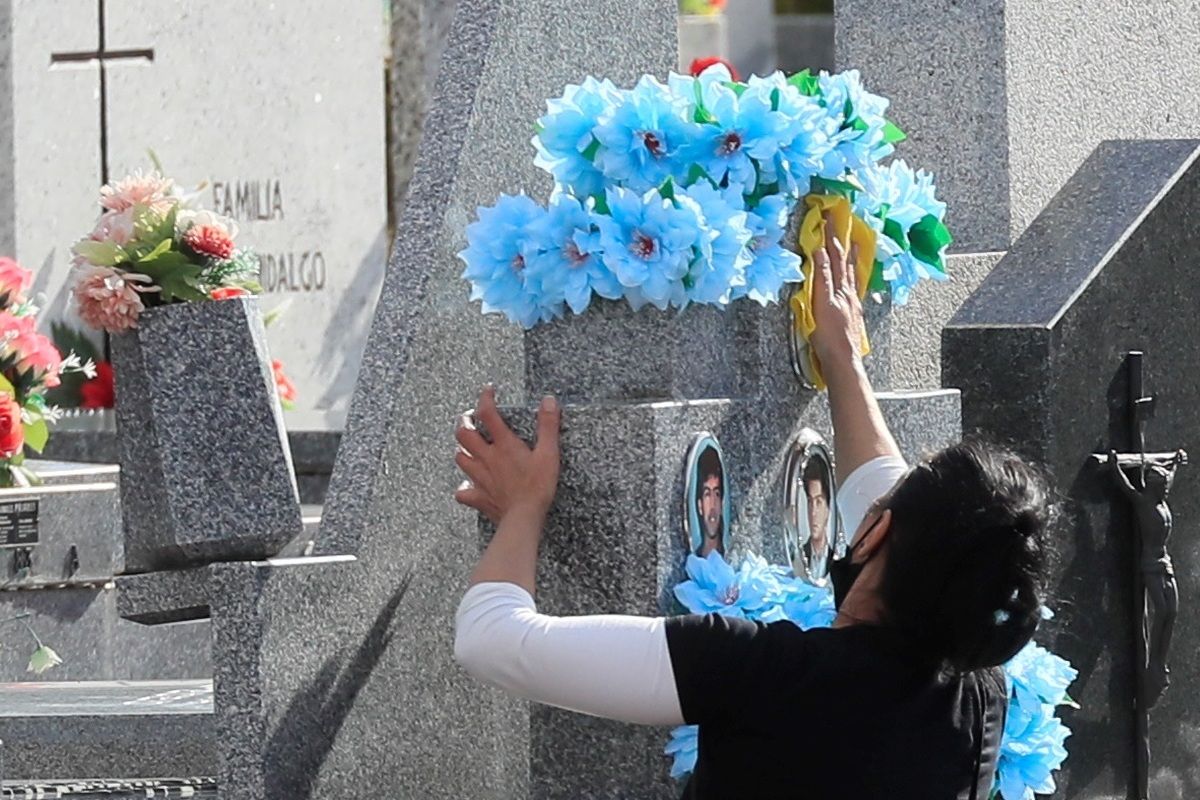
[453, 455, 909, 725]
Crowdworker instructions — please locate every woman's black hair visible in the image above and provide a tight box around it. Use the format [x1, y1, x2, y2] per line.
[878, 440, 1052, 673]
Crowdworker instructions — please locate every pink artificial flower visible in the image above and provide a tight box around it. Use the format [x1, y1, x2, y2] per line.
[72, 265, 153, 333]
[178, 210, 238, 260]
[99, 170, 176, 213]
[13, 333, 62, 389]
[0, 258, 33, 307]
[184, 226, 236, 260]
[72, 210, 136, 268]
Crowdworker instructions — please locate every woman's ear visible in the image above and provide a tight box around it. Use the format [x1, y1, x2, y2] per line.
[853, 508, 893, 563]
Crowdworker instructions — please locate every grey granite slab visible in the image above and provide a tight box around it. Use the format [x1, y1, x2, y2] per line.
[837, 0, 1200, 254]
[0, 712, 213, 782]
[112, 297, 302, 572]
[0, 585, 210, 682]
[0, 463, 120, 588]
[115, 566, 211, 625]
[943, 139, 1200, 796]
[197, 2, 681, 798]
[525, 300, 742, 403]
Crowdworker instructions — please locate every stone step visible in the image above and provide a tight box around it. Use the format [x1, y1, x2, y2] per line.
[0, 680, 215, 781]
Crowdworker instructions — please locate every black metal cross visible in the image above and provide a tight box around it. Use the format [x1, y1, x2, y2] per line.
[1127, 351, 1157, 481]
[49, 0, 154, 185]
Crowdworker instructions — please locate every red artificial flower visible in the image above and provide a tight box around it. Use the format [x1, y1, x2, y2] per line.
[210, 286, 250, 301]
[272, 359, 297, 407]
[690, 56, 740, 82]
[80, 361, 115, 410]
[184, 225, 236, 260]
[0, 394, 23, 458]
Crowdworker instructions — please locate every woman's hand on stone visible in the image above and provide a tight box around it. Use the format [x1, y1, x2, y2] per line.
[809, 212, 866, 370]
[454, 386, 561, 525]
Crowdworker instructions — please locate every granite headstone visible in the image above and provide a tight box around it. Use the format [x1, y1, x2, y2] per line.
[943, 139, 1200, 798]
[836, 0, 1200, 253]
[7, 0, 388, 423]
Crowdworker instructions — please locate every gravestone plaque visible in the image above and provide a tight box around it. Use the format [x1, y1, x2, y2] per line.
[0, 498, 38, 547]
[8, 0, 388, 423]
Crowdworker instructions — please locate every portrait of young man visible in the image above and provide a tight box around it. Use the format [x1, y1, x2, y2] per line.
[695, 445, 725, 557]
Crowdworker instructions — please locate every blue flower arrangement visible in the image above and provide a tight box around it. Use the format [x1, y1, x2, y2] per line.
[459, 65, 952, 328]
[661, 551, 1076, 799]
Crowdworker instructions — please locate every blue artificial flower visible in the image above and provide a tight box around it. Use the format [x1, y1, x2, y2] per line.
[527, 195, 622, 315]
[816, 69, 894, 178]
[736, 194, 803, 305]
[595, 185, 713, 311]
[458, 194, 560, 328]
[679, 181, 751, 306]
[765, 568, 837, 629]
[534, 76, 621, 198]
[853, 159, 950, 305]
[685, 79, 790, 190]
[674, 551, 783, 619]
[594, 76, 699, 193]
[665, 724, 699, 779]
[856, 159, 946, 230]
[745, 72, 831, 196]
[993, 640, 1077, 800]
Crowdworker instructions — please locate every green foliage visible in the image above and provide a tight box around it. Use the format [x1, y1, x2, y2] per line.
[22, 419, 48, 454]
[908, 214, 953, 273]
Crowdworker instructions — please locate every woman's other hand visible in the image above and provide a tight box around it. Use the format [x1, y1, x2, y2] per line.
[809, 211, 867, 372]
[454, 386, 562, 525]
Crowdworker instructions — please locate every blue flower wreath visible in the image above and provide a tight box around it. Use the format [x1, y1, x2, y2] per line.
[460, 64, 952, 328]
[662, 552, 1076, 800]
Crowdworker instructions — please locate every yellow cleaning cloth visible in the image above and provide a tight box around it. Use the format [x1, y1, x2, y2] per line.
[790, 194, 877, 391]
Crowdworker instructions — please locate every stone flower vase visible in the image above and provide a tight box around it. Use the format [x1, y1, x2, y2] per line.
[111, 296, 303, 572]
[524, 298, 745, 403]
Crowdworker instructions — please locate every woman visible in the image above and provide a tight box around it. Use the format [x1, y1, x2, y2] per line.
[452, 219, 1051, 799]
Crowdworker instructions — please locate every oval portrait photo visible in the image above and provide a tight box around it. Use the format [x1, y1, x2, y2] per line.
[683, 433, 732, 557]
[782, 430, 839, 586]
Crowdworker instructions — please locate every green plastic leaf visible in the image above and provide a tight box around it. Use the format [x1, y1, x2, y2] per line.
[724, 81, 747, 97]
[810, 175, 861, 198]
[22, 419, 48, 454]
[868, 261, 889, 294]
[685, 164, 713, 186]
[850, 116, 870, 133]
[137, 254, 207, 303]
[658, 177, 677, 202]
[882, 218, 909, 250]
[28, 645, 63, 675]
[0, 374, 15, 397]
[590, 193, 611, 216]
[883, 120, 907, 144]
[581, 137, 601, 163]
[909, 214, 953, 273]
[787, 69, 820, 97]
[137, 237, 173, 264]
[72, 240, 125, 267]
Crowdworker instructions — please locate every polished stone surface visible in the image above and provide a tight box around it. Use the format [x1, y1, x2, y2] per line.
[944, 139, 1200, 797]
[0, 681, 214, 781]
[0, 585, 210, 683]
[112, 297, 302, 572]
[214, 2, 681, 797]
[838, 0, 1200, 254]
[0, 461, 120, 588]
